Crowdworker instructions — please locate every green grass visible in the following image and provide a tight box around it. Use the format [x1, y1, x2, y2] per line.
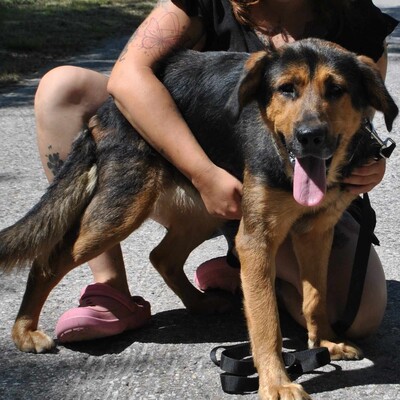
[0, 0, 156, 86]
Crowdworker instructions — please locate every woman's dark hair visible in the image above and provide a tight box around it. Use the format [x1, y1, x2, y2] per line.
[230, 0, 351, 28]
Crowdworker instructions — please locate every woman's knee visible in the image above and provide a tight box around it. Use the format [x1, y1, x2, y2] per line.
[329, 214, 387, 339]
[346, 248, 387, 339]
[35, 66, 108, 123]
[36, 66, 86, 111]
[35, 66, 109, 179]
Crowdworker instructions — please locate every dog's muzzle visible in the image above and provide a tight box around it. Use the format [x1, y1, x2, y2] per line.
[292, 122, 335, 160]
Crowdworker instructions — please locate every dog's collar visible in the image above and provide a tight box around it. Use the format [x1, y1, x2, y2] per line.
[361, 118, 396, 159]
[288, 118, 395, 168]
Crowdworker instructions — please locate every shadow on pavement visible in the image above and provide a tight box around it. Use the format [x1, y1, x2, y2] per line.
[58, 280, 400, 395]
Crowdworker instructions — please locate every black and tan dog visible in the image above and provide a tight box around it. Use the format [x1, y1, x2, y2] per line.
[0, 39, 397, 399]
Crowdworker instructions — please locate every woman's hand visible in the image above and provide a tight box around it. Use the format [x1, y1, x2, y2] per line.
[192, 157, 385, 219]
[192, 164, 243, 220]
[343, 158, 386, 195]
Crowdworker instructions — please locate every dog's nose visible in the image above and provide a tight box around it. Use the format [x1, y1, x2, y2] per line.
[295, 123, 328, 154]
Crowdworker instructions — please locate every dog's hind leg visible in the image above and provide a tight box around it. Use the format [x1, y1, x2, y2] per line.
[12, 252, 77, 353]
[150, 192, 234, 314]
[12, 170, 160, 353]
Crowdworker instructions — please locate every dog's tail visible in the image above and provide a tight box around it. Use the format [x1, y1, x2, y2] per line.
[0, 129, 98, 273]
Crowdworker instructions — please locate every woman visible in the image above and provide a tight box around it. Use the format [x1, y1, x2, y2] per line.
[34, 0, 398, 342]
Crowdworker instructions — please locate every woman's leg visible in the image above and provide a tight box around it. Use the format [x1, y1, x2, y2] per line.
[195, 211, 386, 339]
[276, 211, 387, 339]
[35, 67, 150, 342]
[35, 66, 129, 295]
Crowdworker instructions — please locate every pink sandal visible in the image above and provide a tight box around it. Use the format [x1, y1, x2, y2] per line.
[194, 256, 241, 294]
[55, 283, 151, 343]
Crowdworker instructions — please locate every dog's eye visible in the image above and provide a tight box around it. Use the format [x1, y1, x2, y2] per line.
[278, 83, 296, 98]
[326, 83, 345, 99]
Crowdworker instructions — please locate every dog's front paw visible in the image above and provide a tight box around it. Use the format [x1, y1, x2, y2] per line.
[259, 382, 311, 400]
[319, 339, 363, 360]
[12, 324, 55, 353]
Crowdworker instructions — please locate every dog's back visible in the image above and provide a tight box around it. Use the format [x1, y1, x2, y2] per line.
[157, 51, 251, 176]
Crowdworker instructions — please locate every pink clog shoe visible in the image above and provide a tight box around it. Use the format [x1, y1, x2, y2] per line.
[194, 256, 241, 294]
[55, 283, 151, 343]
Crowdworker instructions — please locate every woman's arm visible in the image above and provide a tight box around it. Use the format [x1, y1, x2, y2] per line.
[108, 1, 242, 219]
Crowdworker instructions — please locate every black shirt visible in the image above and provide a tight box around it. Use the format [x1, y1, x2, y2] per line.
[177, 0, 398, 61]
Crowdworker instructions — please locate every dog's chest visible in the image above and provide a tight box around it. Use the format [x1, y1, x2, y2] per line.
[291, 187, 355, 235]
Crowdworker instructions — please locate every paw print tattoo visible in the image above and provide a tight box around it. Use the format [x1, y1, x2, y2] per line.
[46, 146, 64, 176]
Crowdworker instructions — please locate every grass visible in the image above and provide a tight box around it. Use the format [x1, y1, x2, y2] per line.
[0, 0, 156, 87]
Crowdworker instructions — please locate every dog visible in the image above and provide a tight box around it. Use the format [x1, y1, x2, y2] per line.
[0, 38, 397, 399]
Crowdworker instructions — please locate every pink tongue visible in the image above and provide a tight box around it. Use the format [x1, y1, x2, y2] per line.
[293, 157, 326, 207]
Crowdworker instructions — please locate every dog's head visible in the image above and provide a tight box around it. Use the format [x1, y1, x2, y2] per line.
[226, 38, 398, 207]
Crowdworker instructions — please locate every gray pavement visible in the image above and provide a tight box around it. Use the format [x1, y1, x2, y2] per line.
[0, 2, 399, 399]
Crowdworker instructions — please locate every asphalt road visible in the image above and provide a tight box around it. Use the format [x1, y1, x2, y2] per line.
[0, 2, 399, 399]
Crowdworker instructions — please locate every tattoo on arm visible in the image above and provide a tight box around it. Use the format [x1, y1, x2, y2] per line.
[45, 146, 64, 177]
[140, 13, 182, 51]
[118, 8, 186, 61]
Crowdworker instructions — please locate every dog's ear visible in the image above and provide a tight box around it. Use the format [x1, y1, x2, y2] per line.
[357, 55, 398, 131]
[225, 50, 274, 122]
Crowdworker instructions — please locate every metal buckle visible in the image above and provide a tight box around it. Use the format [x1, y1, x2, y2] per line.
[362, 119, 396, 159]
